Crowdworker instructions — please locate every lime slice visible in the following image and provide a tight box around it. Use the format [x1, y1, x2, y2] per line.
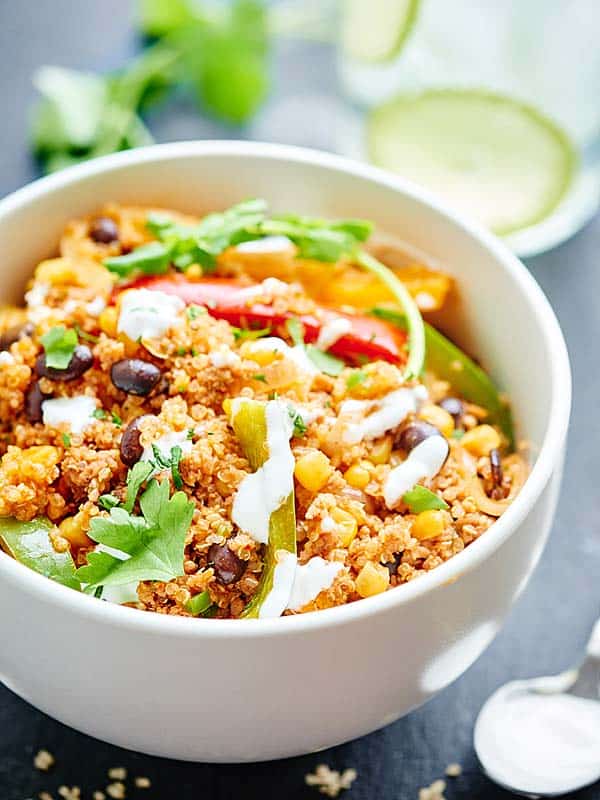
[341, 0, 420, 63]
[367, 89, 576, 235]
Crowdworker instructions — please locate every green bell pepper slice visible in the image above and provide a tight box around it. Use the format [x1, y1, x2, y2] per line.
[228, 398, 297, 619]
[371, 307, 515, 449]
[0, 516, 81, 590]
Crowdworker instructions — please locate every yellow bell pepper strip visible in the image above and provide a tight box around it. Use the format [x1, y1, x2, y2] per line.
[355, 249, 425, 381]
[0, 516, 81, 590]
[371, 307, 515, 449]
[227, 398, 297, 619]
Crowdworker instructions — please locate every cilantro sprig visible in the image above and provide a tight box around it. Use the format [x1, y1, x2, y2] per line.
[78, 475, 194, 591]
[402, 485, 449, 514]
[40, 325, 77, 369]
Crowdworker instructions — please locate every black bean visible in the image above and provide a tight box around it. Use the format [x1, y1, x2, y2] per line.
[489, 448, 503, 487]
[119, 416, 148, 467]
[25, 381, 46, 423]
[89, 216, 119, 244]
[35, 344, 93, 382]
[383, 553, 402, 577]
[0, 322, 34, 351]
[395, 420, 441, 453]
[111, 359, 162, 396]
[208, 543, 245, 585]
[439, 396, 464, 426]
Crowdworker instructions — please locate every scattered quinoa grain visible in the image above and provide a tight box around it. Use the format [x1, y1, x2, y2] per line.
[106, 783, 126, 799]
[305, 764, 357, 797]
[418, 778, 447, 800]
[57, 788, 81, 800]
[34, 749, 55, 771]
[134, 777, 151, 789]
[39, 793, 53, 800]
[108, 767, 127, 781]
[93, 793, 106, 800]
[445, 762, 462, 777]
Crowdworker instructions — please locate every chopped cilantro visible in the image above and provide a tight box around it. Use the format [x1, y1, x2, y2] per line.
[61, 432, 71, 448]
[98, 494, 120, 511]
[451, 429, 465, 439]
[40, 325, 77, 369]
[92, 408, 107, 420]
[186, 428, 195, 440]
[111, 411, 123, 427]
[402, 485, 449, 514]
[104, 241, 171, 278]
[176, 346, 187, 356]
[253, 373, 267, 383]
[232, 325, 271, 342]
[346, 369, 367, 389]
[76, 478, 194, 591]
[187, 305, 205, 321]
[288, 406, 307, 437]
[123, 461, 155, 513]
[170, 445, 184, 490]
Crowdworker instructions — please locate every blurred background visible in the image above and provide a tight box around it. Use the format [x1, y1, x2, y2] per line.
[1, 2, 599, 799]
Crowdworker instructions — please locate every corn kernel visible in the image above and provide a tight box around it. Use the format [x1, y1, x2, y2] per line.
[186, 264, 202, 279]
[331, 508, 358, 547]
[411, 509, 449, 541]
[35, 258, 78, 286]
[58, 514, 92, 549]
[344, 463, 370, 490]
[239, 340, 280, 366]
[222, 398, 232, 418]
[355, 561, 389, 597]
[369, 435, 392, 465]
[294, 450, 332, 492]
[99, 306, 118, 337]
[419, 404, 455, 438]
[460, 424, 501, 456]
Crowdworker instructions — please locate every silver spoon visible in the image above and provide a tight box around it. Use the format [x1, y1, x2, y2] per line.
[474, 618, 600, 798]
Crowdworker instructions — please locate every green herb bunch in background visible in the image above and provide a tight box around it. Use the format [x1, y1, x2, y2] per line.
[31, 0, 270, 173]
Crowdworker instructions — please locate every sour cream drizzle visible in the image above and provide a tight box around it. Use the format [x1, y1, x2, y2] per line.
[232, 400, 295, 544]
[316, 317, 352, 351]
[383, 436, 449, 509]
[258, 554, 344, 619]
[118, 288, 185, 341]
[258, 550, 297, 619]
[42, 395, 97, 435]
[342, 385, 428, 445]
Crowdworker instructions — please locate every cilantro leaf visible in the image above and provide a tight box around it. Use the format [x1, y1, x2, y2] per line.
[123, 461, 155, 513]
[288, 407, 307, 437]
[61, 433, 72, 448]
[92, 408, 107, 420]
[346, 369, 367, 389]
[170, 445, 184, 489]
[257, 214, 373, 262]
[76, 478, 194, 589]
[305, 345, 345, 377]
[232, 325, 271, 342]
[104, 241, 172, 278]
[40, 325, 78, 370]
[402, 485, 449, 514]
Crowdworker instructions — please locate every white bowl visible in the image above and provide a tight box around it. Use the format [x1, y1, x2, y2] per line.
[0, 142, 570, 762]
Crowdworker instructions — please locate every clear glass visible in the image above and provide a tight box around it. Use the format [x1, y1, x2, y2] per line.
[337, 0, 600, 255]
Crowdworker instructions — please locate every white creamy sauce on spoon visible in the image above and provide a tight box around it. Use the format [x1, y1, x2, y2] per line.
[475, 679, 600, 796]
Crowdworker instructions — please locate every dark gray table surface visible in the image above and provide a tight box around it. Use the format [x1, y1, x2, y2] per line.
[1, 3, 598, 799]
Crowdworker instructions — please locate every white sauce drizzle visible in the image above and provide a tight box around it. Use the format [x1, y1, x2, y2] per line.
[286, 557, 344, 611]
[383, 436, 449, 509]
[0, 351, 15, 366]
[288, 403, 323, 427]
[236, 236, 294, 253]
[248, 336, 318, 376]
[117, 288, 184, 341]
[42, 395, 97, 435]
[141, 429, 193, 473]
[209, 348, 241, 368]
[342, 385, 428, 445]
[85, 296, 106, 317]
[258, 550, 298, 619]
[316, 317, 352, 351]
[231, 400, 295, 544]
[25, 282, 51, 323]
[475, 680, 600, 797]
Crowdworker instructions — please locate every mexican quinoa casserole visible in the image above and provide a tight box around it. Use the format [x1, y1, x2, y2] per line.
[0, 200, 527, 619]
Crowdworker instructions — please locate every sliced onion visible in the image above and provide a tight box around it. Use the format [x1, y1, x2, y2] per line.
[466, 454, 527, 517]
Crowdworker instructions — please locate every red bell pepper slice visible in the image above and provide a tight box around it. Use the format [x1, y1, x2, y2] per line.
[117, 274, 407, 365]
